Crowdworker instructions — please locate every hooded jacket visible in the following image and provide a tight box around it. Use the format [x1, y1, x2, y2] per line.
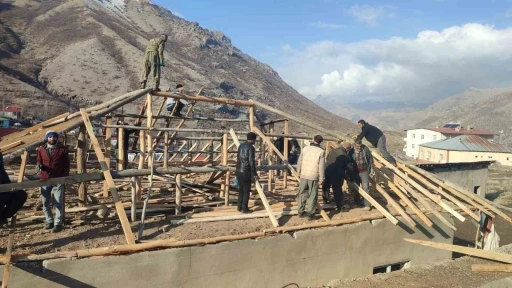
[36, 143, 70, 180]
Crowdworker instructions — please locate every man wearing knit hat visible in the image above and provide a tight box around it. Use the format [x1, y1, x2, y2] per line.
[36, 130, 70, 233]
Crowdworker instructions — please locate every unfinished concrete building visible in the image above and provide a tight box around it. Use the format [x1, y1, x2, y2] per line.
[0, 89, 508, 287]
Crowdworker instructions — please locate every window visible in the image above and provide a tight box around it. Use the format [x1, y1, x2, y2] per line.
[488, 156, 493, 159]
[475, 156, 478, 158]
[412, 134, 415, 139]
[474, 186, 481, 195]
[412, 144, 415, 149]
[439, 154, 444, 161]
[421, 134, 424, 140]
[373, 262, 409, 274]
[427, 151, 431, 160]
[433, 135, 437, 140]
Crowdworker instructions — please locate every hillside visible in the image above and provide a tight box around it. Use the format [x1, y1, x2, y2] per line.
[316, 87, 512, 147]
[0, 0, 358, 137]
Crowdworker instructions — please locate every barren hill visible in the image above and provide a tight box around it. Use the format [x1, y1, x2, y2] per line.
[0, 0, 358, 137]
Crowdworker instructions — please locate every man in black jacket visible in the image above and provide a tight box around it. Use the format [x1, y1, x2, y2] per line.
[322, 141, 357, 212]
[236, 132, 258, 213]
[0, 152, 27, 228]
[355, 120, 396, 166]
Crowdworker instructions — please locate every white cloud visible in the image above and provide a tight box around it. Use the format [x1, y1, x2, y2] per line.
[310, 21, 345, 29]
[281, 44, 292, 52]
[274, 23, 512, 105]
[345, 4, 395, 26]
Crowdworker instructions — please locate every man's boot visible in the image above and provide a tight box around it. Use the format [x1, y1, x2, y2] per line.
[140, 81, 147, 89]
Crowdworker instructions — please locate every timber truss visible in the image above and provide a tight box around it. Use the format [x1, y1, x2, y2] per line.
[0, 88, 509, 269]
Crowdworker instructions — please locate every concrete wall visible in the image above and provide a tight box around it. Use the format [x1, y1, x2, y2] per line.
[449, 151, 512, 166]
[1, 215, 454, 288]
[428, 166, 488, 198]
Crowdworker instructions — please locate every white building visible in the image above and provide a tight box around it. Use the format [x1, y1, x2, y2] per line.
[404, 123, 496, 159]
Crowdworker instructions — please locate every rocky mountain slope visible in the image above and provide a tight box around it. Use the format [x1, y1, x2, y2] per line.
[0, 0, 358, 138]
[316, 87, 512, 146]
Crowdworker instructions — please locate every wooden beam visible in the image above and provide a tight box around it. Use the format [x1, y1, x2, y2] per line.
[398, 162, 480, 221]
[163, 132, 169, 169]
[146, 94, 153, 170]
[103, 116, 112, 198]
[348, 182, 399, 225]
[375, 184, 415, 228]
[373, 153, 465, 222]
[472, 264, 512, 272]
[251, 127, 331, 222]
[387, 181, 433, 227]
[221, 133, 228, 199]
[283, 119, 289, 188]
[79, 109, 135, 244]
[77, 125, 88, 207]
[152, 91, 254, 107]
[117, 127, 125, 170]
[229, 129, 279, 227]
[0, 141, 22, 152]
[405, 238, 512, 264]
[136, 130, 146, 201]
[408, 164, 494, 218]
[176, 174, 182, 215]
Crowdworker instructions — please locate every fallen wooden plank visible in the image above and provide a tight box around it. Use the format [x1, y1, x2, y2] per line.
[171, 210, 298, 224]
[472, 264, 512, 272]
[405, 238, 512, 264]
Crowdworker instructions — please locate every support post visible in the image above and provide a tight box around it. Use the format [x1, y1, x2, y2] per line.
[136, 130, 146, 201]
[268, 123, 274, 192]
[163, 132, 169, 169]
[220, 134, 228, 198]
[283, 119, 289, 188]
[117, 127, 125, 170]
[80, 109, 135, 244]
[103, 115, 112, 198]
[146, 94, 153, 170]
[176, 174, 182, 215]
[77, 125, 88, 207]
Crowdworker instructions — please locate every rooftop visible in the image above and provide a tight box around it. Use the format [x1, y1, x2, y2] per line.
[420, 135, 512, 153]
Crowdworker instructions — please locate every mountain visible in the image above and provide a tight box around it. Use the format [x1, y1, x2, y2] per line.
[0, 0, 358, 138]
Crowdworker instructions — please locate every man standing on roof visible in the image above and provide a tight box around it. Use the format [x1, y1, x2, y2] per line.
[36, 131, 70, 233]
[355, 120, 396, 166]
[296, 135, 325, 219]
[140, 34, 168, 91]
[323, 141, 357, 212]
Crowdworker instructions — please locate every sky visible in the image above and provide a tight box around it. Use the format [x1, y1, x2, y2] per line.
[153, 0, 512, 106]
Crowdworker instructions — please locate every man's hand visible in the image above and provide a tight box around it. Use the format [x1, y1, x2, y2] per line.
[319, 180, 324, 186]
[369, 169, 376, 178]
[351, 135, 357, 140]
[160, 62, 165, 67]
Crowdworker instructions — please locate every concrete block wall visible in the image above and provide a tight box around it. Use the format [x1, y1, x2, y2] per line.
[1, 214, 454, 288]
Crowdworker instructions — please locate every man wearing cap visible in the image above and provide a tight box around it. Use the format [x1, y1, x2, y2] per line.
[36, 131, 70, 232]
[296, 135, 325, 219]
[235, 132, 258, 213]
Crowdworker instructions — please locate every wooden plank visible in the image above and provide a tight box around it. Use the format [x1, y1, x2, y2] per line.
[220, 134, 228, 197]
[408, 164, 494, 218]
[79, 109, 135, 244]
[77, 125, 88, 207]
[136, 130, 146, 201]
[407, 164, 504, 222]
[387, 181, 433, 227]
[0, 141, 22, 152]
[348, 182, 399, 225]
[472, 264, 512, 272]
[373, 153, 465, 222]
[176, 174, 182, 215]
[395, 179, 457, 231]
[103, 116, 112, 198]
[405, 238, 512, 264]
[283, 119, 289, 188]
[146, 94, 154, 170]
[398, 163, 480, 221]
[251, 127, 331, 222]
[375, 184, 415, 228]
[169, 141, 187, 162]
[131, 177, 137, 222]
[17, 151, 28, 183]
[268, 123, 274, 191]
[117, 127, 125, 170]
[229, 129, 279, 227]
[192, 142, 212, 162]
[180, 142, 198, 162]
[163, 132, 169, 169]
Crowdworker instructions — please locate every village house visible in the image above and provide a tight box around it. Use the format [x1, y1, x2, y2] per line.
[403, 123, 496, 159]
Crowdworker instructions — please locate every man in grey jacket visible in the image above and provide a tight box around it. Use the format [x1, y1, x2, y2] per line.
[296, 135, 325, 219]
[349, 139, 374, 210]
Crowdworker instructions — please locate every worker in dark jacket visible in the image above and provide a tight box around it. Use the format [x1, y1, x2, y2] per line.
[349, 140, 374, 210]
[36, 131, 70, 233]
[235, 132, 258, 213]
[355, 120, 396, 166]
[322, 141, 357, 212]
[0, 152, 27, 229]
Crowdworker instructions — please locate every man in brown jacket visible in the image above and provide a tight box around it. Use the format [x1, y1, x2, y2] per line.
[296, 135, 325, 219]
[36, 131, 70, 233]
